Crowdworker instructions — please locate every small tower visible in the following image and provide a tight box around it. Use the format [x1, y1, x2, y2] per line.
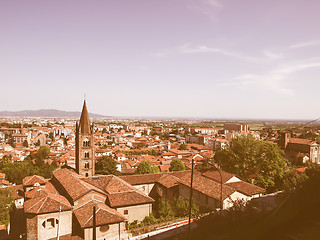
[75, 100, 95, 177]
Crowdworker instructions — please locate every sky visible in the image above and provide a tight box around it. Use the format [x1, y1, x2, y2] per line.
[1, 0, 320, 120]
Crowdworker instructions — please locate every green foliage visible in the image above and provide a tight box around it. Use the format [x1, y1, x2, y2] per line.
[0, 147, 57, 184]
[48, 132, 55, 142]
[174, 196, 199, 218]
[179, 144, 188, 150]
[36, 146, 50, 160]
[215, 135, 290, 192]
[22, 140, 29, 147]
[95, 156, 119, 175]
[136, 161, 160, 174]
[1, 161, 58, 184]
[156, 198, 174, 220]
[169, 159, 186, 172]
[0, 188, 14, 225]
[125, 149, 159, 156]
[0, 155, 11, 169]
[195, 159, 210, 170]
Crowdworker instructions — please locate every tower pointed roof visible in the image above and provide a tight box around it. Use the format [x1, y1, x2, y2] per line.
[79, 100, 91, 134]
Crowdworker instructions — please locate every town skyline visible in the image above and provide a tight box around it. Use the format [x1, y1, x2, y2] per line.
[2, 0, 320, 119]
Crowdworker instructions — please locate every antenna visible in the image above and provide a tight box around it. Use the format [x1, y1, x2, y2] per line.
[84, 93, 86, 101]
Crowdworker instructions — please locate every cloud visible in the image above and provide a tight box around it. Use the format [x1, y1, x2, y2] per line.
[219, 59, 320, 96]
[289, 40, 320, 49]
[177, 43, 282, 63]
[186, 0, 223, 19]
[203, 0, 223, 8]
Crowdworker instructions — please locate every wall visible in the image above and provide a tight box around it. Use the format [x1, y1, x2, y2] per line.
[178, 185, 219, 210]
[133, 183, 155, 196]
[26, 215, 37, 240]
[84, 222, 126, 240]
[116, 203, 152, 223]
[223, 191, 250, 209]
[36, 210, 72, 240]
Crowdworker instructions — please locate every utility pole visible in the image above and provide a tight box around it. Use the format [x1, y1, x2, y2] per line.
[188, 156, 195, 235]
[93, 206, 96, 240]
[57, 205, 61, 240]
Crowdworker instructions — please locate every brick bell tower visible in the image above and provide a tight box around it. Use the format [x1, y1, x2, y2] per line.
[75, 100, 95, 177]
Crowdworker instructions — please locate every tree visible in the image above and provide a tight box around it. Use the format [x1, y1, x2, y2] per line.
[156, 198, 174, 220]
[95, 156, 119, 175]
[0, 188, 13, 225]
[179, 144, 188, 150]
[0, 155, 11, 169]
[23, 140, 29, 148]
[36, 146, 50, 161]
[48, 132, 55, 142]
[136, 161, 160, 174]
[174, 196, 199, 217]
[215, 135, 290, 192]
[169, 159, 185, 172]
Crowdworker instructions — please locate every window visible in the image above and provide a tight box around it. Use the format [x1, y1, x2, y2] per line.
[85, 173, 89, 177]
[42, 218, 58, 229]
[83, 139, 90, 147]
[100, 225, 110, 232]
[124, 210, 128, 215]
[85, 152, 89, 158]
[84, 162, 89, 169]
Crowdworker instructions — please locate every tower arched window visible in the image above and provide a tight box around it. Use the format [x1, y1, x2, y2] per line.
[84, 152, 89, 158]
[83, 139, 90, 147]
[84, 162, 89, 169]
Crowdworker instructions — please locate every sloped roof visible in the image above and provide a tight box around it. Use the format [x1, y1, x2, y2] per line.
[157, 174, 179, 188]
[24, 191, 72, 214]
[79, 100, 91, 134]
[73, 200, 125, 228]
[82, 175, 154, 207]
[53, 168, 106, 201]
[23, 175, 47, 186]
[288, 138, 315, 146]
[178, 172, 236, 200]
[202, 169, 237, 183]
[227, 181, 266, 196]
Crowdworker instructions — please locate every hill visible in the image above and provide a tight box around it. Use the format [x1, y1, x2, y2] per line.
[0, 109, 107, 118]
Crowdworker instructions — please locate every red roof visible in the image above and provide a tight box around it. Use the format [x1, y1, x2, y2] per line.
[73, 200, 125, 227]
[24, 192, 72, 214]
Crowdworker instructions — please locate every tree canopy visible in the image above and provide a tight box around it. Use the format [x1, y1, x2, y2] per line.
[95, 156, 119, 175]
[0, 188, 13, 225]
[215, 135, 291, 192]
[136, 160, 160, 174]
[169, 159, 186, 172]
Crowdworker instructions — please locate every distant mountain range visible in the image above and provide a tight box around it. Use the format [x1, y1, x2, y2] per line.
[0, 109, 107, 118]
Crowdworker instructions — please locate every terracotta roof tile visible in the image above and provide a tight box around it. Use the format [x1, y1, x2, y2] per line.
[73, 200, 125, 227]
[202, 169, 236, 183]
[226, 181, 265, 195]
[53, 169, 105, 201]
[23, 175, 47, 186]
[24, 192, 72, 214]
[178, 173, 236, 200]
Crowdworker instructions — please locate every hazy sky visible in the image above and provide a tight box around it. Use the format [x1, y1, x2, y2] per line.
[1, 0, 320, 119]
